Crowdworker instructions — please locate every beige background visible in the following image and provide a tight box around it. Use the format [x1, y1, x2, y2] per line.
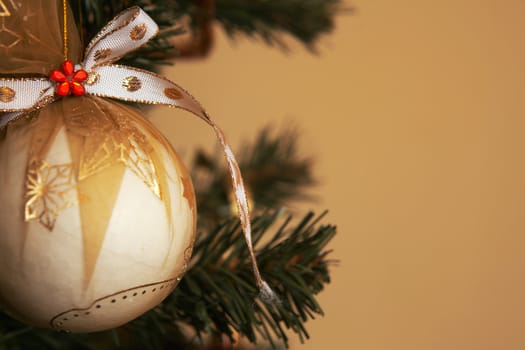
[153, 0, 525, 349]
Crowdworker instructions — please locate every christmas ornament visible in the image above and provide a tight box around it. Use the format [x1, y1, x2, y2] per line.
[0, 98, 197, 333]
[0, 3, 274, 333]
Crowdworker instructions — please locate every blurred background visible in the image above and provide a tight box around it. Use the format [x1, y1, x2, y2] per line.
[154, 0, 525, 349]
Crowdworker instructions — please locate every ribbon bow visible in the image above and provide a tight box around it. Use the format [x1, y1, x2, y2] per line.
[0, 7, 275, 302]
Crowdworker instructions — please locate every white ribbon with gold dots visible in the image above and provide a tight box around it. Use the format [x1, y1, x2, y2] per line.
[0, 6, 276, 302]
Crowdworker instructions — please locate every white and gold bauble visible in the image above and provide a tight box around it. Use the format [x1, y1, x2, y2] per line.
[0, 96, 196, 332]
[0, 5, 274, 333]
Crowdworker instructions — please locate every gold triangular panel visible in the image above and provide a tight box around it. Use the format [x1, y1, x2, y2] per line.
[77, 163, 126, 289]
[61, 97, 128, 288]
[78, 136, 127, 181]
[64, 98, 161, 199]
[0, 1, 10, 17]
[125, 134, 161, 198]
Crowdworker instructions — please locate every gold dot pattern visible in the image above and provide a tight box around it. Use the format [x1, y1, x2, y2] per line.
[122, 76, 142, 92]
[85, 71, 100, 86]
[130, 23, 147, 41]
[50, 277, 183, 331]
[0, 86, 15, 103]
[164, 88, 183, 100]
[94, 48, 112, 62]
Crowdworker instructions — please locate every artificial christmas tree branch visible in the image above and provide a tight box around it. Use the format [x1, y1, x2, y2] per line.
[170, 210, 336, 348]
[215, 0, 345, 52]
[71, 0, 347, 70]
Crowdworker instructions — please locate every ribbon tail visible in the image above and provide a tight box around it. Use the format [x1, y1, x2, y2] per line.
[86, 65, 278, 302]
[210, 122, 277, 303]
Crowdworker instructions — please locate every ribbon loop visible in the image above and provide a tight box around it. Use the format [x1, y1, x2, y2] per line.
[83, 7, 159, 69]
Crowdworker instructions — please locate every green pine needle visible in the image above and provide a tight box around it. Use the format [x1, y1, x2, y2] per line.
[71, 0, 347, 71]
[215, 0, 347, 52]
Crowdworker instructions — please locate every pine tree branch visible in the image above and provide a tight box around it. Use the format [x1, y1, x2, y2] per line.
[71, 0, 348, 71]
[126, 210, 336, 349]
[214, 0, 347, 52]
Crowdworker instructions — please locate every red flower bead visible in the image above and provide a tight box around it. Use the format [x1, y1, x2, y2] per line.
[49, 60, 88, 97]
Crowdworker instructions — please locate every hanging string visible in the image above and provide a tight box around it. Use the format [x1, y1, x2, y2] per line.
[62, 0, 69, 60]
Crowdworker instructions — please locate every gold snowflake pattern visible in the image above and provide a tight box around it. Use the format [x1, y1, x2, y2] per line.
[66, 107, 161, 198]
[77, 132, 161, 198]
[25, 161, 77, 231]
[78, 136, 127, 179]
[73, 121, 161, 198]
[127, 136, 161, 197]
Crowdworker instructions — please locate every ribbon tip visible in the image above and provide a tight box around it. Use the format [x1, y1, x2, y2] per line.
[258, 280, 280, 305]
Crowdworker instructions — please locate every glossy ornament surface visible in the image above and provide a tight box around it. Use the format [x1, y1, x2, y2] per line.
[0, 96, 196, 332]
